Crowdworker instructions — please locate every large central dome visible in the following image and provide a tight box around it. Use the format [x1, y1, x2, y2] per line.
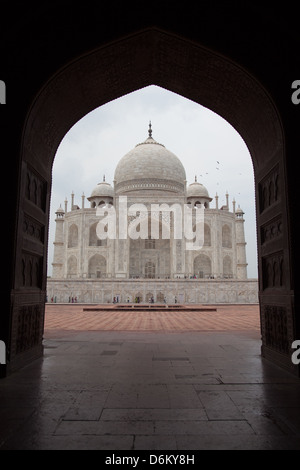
[114, 123, 186, 194]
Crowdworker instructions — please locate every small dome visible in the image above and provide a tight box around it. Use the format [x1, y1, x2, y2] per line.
[114, 123, 186, 194]
[55, 205, 64, 214]
[89, 180, 114, 199]
[187, 179, 211, 200]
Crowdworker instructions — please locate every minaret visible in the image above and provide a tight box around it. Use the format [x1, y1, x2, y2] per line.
[215, 192, 219, 209]
[235, 205, 248, 279]
[52, 205, 65, 278]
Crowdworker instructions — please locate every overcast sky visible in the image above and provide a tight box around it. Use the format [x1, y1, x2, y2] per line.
[48, 85, 258, 278]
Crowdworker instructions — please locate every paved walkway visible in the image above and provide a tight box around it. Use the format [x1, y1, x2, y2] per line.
[1, 304, 300, 450]
[44, 303, 260, 336]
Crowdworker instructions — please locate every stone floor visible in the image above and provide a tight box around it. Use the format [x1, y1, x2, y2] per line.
[44, 303, 261, 333]
[1, 304, 300, 450]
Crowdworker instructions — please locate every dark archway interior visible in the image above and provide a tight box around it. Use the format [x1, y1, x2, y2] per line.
[1, 3, 299, 377]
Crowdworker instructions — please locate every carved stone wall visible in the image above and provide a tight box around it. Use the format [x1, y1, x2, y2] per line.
[8, 159, 49, 373]
[263, 305, 289, 355]
[47, 278, 259, 304]
[25, 167, 47, 211]
[258, 165, 280, 214]
[256, 152, 295, 371]
[16, 304, 43, 354]
[262, 251, 284, 290]
[260, 216, 282, 245]
[9, 291, 45, 371]
[21, 252, 43, 288]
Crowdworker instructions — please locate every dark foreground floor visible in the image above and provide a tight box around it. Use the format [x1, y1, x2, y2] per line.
[1, 326, 300, 450]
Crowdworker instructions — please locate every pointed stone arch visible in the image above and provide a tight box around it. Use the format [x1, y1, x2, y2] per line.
[89, 221, 107, 246]
[6, 27, 296, 375]
[68, 224, 78, 248]
[67, 255, 77, 278]
[194, 253, 212, 278]
[88, 254, 106, 278]
[222, 224, 232, 248]
[223, 255, 233, 278]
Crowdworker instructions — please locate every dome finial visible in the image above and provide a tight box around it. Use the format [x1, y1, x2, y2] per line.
[195, 175, 197, 183]
[148, 121, 152, 138]
[103, 174, 105, 182]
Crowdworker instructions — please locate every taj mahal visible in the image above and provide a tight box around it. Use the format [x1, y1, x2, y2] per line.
[47, 124, 258, 304]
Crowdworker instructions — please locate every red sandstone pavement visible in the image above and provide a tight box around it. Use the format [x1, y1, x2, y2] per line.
[44, 303, 260, 338]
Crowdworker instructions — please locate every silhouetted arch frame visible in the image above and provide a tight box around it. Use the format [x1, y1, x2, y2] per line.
[12, 28, 295, 374]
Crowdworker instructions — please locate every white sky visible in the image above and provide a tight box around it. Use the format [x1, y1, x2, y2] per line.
[48, 85, 258, 278]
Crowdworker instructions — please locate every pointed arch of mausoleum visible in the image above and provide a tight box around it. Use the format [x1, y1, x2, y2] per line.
[7, 27, 296, 376]
[68, 224, 79, 248]
[222, 224, 232, 248]
[194, 253, 212, 278]
[67, 255, 77, 278]
[223, 255, 233, 278]
[89, 222, 107, 247]
[88, 254, 107, 278]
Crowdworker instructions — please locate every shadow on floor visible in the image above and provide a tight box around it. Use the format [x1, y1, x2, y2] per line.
[1, 329, 300, 450]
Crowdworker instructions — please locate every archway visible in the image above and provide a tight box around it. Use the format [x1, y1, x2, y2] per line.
[67, 255, 77, 278]
[194, 254, 212, 278]
[129, 218, 171, 279]
[68, 224, 78, 248]
[8, 28, 296, 375]
[88, 254, 107, 279]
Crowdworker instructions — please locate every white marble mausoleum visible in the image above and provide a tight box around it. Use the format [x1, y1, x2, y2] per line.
[47, 124, 258, 304]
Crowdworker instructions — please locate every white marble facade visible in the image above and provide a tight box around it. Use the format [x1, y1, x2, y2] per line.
[48, 125, 257, 303]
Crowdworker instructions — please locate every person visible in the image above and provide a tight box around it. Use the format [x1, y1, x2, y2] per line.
[175, 296, 177, 303]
